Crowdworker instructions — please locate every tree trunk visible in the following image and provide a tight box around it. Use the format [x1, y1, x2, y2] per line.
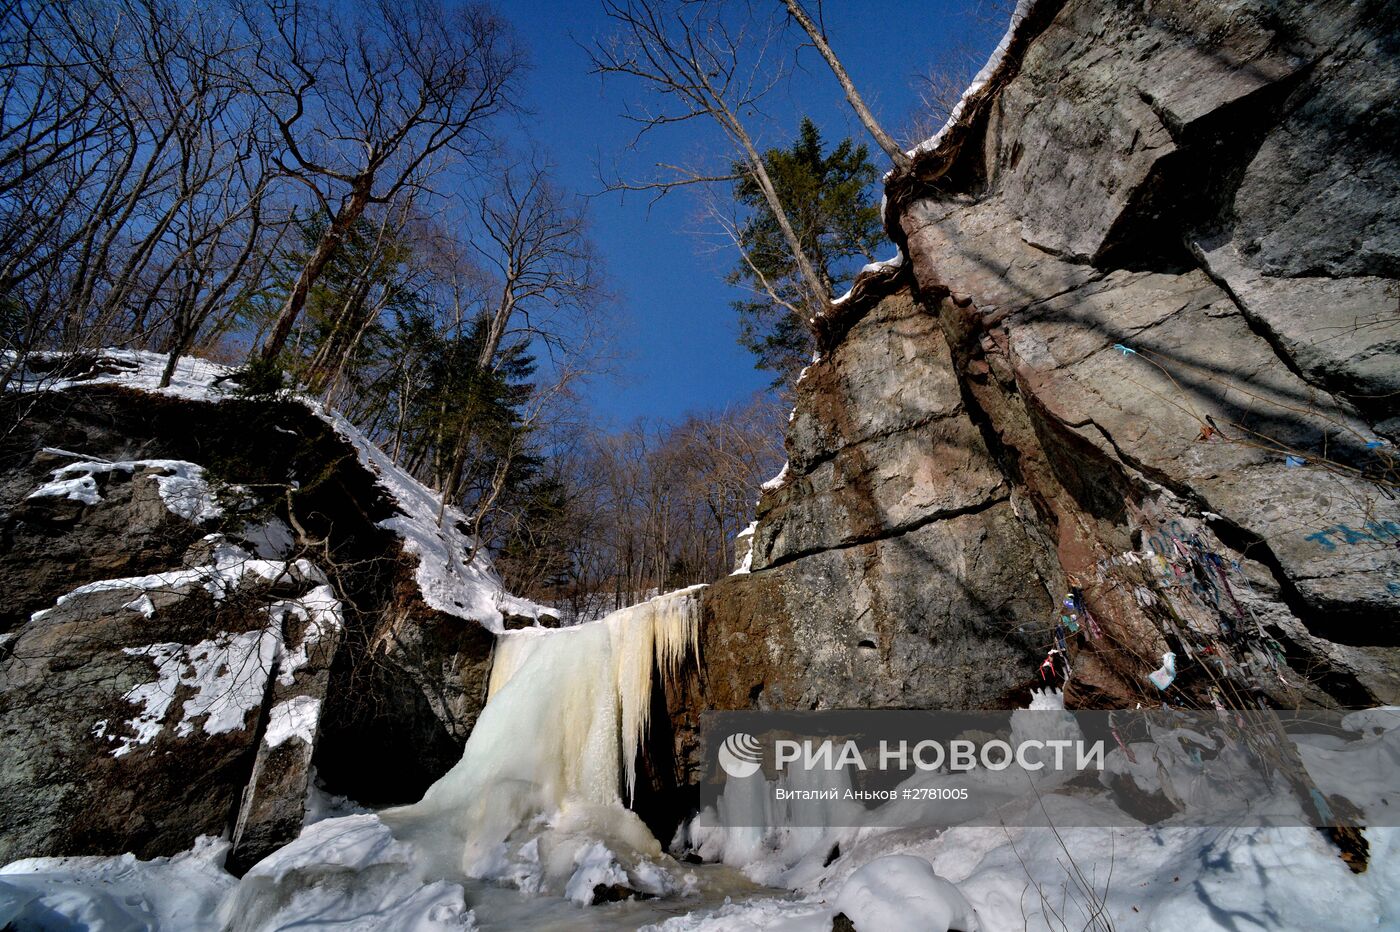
[259, 180, 373, 361]
[159, 322, 192, 389]
[732, 126, 829, 319]
[477, 292, 514, 371]
[781, 0, 911, 170]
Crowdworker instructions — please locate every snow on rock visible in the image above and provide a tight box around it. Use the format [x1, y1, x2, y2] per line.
[57, 538, 343, 756]
[311, 403, 544, 631]
[732, 521, 756, 575]
[564, 840, 629, 905]
[829, 252, 905, 308]
[100, 629, 282, 755]
[26, 473, 100, 505]
[0, 835, 235, 932]
[147, 462, 224, 522]
[226, 814, 477, 932]
[245, 814, 409, 883]
[902, 0, 1038, 165]
[12, 348, 229, 401]
[264, 695, 321, 748]
[762, 462, 790, 491]
[302, 769, 371, 827]
[834, 855, 980, 932]
[30, 537, 326, 626]
[29, 453, 234, 524]
[267, 584, 342, 687]
[13, 348, 540, 632]
[0, 820, 480, 932]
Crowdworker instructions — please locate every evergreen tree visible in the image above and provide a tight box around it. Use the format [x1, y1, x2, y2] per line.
[729, 118, 883, 386]
[383, 313, 539, 503]
[246, 208, 418, 396]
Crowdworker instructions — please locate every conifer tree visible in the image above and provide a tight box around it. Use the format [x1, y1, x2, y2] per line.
[729, 118, 882, 385]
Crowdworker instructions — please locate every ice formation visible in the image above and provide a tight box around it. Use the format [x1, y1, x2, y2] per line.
[386, 586, 703, 891]
[220, 815, 476, 932]
[485, 583, 701, 803]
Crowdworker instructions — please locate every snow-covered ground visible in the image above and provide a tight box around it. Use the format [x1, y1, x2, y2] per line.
[6, 675, 1397, 930]
[5, 767, 1394, 932]
[11, 348, 544, 632]
[0, 837, 237, 932]
[12, 814, 1393, 931]
[659, 701, 1400, 930]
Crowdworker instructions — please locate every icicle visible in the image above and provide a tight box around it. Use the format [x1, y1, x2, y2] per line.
[605, 585, 703, 802]
[488, 584, 702, 802]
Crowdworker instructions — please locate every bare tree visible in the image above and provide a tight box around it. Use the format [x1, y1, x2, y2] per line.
[0, 0, 283, 384]
[902, 1, 1018, 148]
[514, 398, 784, 616]
[905, 60, 974, 147]
[246, 0, 523, 361]
[471, 155, 604, 372]
[426, 155, 606, 506]
[301, 197, 419, 399]
[590, 0, 829, 320]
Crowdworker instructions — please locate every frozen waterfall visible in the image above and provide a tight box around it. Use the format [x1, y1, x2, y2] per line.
[382, 585, 704, 890]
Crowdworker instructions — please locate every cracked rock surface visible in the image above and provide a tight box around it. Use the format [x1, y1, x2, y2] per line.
[668, 0, 1400, 790]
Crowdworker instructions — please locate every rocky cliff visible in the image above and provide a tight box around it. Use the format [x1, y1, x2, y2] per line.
[667, 0, 1400, 789]
[4, 0, 1398, 881]
[0, 354, 547, 871]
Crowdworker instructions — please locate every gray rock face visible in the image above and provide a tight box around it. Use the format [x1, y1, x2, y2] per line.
[682, 0, 1400, 775]
[0, 457, 207, 629]
[693, 294, 1057, 730]
[0, 390, 496, 868]
[754, 296, 1009, 569]
[0, 475, 334, 866]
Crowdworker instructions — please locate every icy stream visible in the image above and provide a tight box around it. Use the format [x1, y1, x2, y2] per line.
[455, 864, 776, 931]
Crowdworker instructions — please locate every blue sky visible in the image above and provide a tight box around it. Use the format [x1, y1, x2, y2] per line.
[501, 1, 1006, 425]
